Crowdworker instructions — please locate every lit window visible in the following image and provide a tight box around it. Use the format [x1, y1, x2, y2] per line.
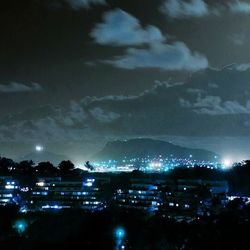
[5, 185, 15, 189]
[37, 182, 45, 187]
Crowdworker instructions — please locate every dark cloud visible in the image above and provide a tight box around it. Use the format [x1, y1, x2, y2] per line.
[229, 32, 246, 46]
[0, 82, 42, 93]
[235, 63, 250, 71]
[2, 66, 250, 143]
[229, 0, 250, 13]
[180, 95, 250, 115]
[1, 66, 250, 160]
[64, 0, 106, 9]
[220, 63, 250, 71]
[89, 107, 120, 123]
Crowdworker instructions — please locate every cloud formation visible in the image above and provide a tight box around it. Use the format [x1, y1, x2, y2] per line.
[89, 107, 121, 123]
[2, 66, 250, 147]
[65, 0, 106, 9]
[180, 95, 250, 115]
[229, 0, 250, 13]
[235, 63, 250, 71]
[160, 0, 250, 19]
[91, 9, 165, 46]
[106, 42, 208, 71]
[0, 82, 42, 93]
[160, 0, 210, 18]
[91, 9, 208, 71]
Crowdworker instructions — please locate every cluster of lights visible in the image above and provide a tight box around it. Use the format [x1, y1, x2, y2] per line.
[41, 204, 69, 209]
[36, 181, 45, 187]
[92, 154, 224, 173]
[5, 181, 16, 189]
[83, 178, 95, 187]
[149, 162, 162, 168]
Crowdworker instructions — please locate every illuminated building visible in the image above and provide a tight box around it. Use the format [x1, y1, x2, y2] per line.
[115, 178, 167, 212]
[0, 177, 19, 205]
[176, 179, 229, 195]
[29, 177, 110, 211]
[166, 179, 230, 216]
[115, 177, 229, 215]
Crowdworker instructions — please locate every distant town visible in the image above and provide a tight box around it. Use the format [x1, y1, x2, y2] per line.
[0, 140, 249, 249]
[0, 154, 249, 213]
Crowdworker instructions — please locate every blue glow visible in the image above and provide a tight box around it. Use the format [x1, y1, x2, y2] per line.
[13, 219, 27, 234]
[42, 204, 63, 209]
[20, 207, 28, 213]
[92, 155, 222, 173]
[115, 227, 126, 239]
[84, 182, 93, 187]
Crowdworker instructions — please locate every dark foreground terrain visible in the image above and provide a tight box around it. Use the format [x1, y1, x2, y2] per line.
[0, 204, 249, 250]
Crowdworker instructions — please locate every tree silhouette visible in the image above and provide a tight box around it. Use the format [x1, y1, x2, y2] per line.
[0, 157, 15, 175]
[58, 160, 75, 173]
[35, 161, 58, 176]
[17, 160, 34, 173]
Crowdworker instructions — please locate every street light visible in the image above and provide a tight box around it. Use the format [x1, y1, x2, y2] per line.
[13, 219, 28, 234]
[114, 227, 126, 250]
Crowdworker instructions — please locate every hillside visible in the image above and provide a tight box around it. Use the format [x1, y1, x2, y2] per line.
[92, 138, 219, 161]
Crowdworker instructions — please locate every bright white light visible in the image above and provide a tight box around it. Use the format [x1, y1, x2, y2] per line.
[149, 162, 162, 168]
[222, 158, 232, 169]
[5, 185, 15, 189]
[36, 181, 45, 187]
[84, 182, 93, 187]
[35, 145, 44, 152]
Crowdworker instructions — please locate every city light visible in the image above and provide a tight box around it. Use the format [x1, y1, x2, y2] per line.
[84, 182, 93, 187]
[222, 158, 232, 169]
[115, 227, 126, 239]
[5, 184, 15, 189]
[149, 162, 162, 168]
[91, 155, 223, 173]
[114, 227, 126, 250]
[13, 219, 28, 234]
[36, 181, 45, 187]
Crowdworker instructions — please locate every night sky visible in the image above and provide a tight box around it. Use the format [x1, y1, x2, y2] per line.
[1, 0, 250, 164]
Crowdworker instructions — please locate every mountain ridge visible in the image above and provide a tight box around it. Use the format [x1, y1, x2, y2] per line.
[92, 138, 219, 162]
